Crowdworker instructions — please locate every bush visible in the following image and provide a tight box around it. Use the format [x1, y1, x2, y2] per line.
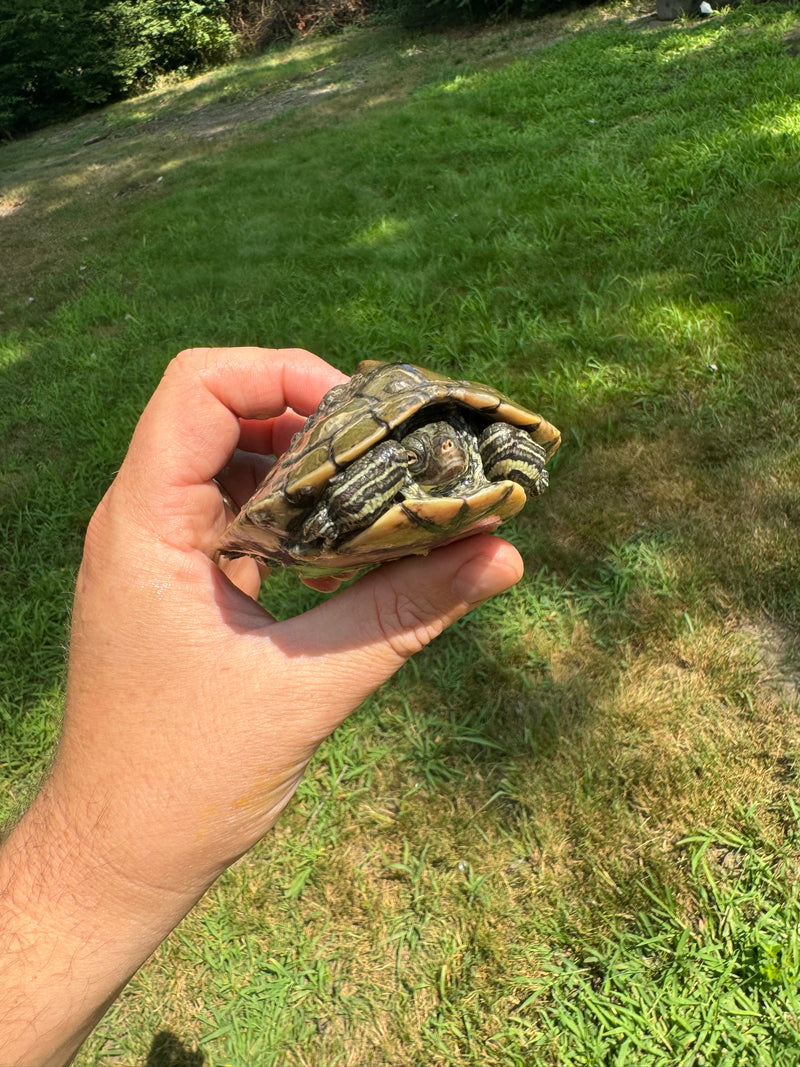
[224, 0, 372, 49]
[102, 0, 238, 89]
[0, 1, 111, 135]
[0, 0, 237, 138]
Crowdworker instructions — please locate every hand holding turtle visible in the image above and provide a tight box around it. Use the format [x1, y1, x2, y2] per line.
[0, 347, 524, 1067]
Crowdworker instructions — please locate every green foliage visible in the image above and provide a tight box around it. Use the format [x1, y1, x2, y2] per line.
[101, 0, 238, 88]
[0, 0, 236, 137]
[0, 1, 111, 135]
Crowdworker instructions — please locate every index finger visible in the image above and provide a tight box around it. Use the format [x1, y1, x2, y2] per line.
[123, 347, 347, 494]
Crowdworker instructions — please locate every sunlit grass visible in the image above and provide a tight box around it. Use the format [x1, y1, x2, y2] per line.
[3, 1, 800, 1063]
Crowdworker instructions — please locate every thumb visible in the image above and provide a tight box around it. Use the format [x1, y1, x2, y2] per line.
[274, 534, 523, 715]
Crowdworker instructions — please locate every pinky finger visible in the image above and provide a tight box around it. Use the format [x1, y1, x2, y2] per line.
[301, 570, 358, 594]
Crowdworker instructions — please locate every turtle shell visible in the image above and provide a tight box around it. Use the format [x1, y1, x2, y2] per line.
[218, 360, 561, 575]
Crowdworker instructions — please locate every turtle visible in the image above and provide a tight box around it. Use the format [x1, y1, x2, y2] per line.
[217, 360, 561, 576]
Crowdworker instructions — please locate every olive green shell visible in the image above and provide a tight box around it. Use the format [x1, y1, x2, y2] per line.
[218, 360, 561, 575]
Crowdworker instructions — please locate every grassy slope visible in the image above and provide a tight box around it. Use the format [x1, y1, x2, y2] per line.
[3, 3, 800, 1063]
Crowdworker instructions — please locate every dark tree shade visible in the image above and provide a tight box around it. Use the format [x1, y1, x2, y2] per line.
[0, 0, 236, 137]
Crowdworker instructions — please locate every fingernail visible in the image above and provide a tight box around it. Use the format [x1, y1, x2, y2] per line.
[452, 551, 522, 606]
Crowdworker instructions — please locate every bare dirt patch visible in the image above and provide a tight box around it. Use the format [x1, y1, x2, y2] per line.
[739, 615, 800, 704]
[84, 53, 372, 147]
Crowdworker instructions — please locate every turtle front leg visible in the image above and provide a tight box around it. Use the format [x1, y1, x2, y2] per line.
[478, 423, 549, 496]
[301, 439, 410, 545]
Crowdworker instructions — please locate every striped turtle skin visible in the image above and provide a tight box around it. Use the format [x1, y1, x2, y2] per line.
[218, 360, 561, 576]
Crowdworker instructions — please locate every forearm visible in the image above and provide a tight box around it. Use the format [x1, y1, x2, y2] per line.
[0, 781, 201, 1067]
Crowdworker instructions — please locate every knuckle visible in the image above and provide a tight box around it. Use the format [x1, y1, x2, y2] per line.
[373, 583, 446, 661]
[81, 494, 112, 562]
[164, 348, 214, 383]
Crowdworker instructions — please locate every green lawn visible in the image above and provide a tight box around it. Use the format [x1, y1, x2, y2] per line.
[3, 2, 800, 1063]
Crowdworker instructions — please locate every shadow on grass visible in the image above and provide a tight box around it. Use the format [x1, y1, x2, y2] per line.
[145, 1031, 205, 1067]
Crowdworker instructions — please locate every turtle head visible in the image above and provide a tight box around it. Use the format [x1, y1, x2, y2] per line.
[401, 420, 471, 491]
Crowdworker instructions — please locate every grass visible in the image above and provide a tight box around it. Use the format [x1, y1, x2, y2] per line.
[3, 1, 800, 1062]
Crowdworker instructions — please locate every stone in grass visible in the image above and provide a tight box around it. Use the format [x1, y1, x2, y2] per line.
[656, 0, 711, 18]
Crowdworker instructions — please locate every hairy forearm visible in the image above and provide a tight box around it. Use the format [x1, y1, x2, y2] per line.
[0, 781, 200, 1067]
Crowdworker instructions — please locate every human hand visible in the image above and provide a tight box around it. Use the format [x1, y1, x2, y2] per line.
[0, 347, 523, 1066]
[60, 345, 524, 886]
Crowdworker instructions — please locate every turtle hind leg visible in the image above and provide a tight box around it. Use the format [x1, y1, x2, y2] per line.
[479, 422, 549, 496]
